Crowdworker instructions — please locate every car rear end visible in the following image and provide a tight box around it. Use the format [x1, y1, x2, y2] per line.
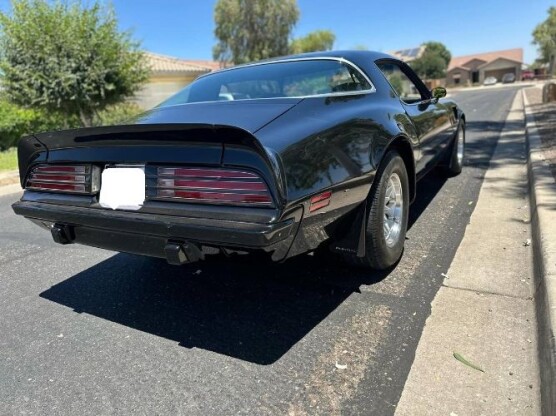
[502, 73, 516, 84]
[12, 124, 303, 264]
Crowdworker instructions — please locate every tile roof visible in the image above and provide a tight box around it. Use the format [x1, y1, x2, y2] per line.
[448, 48, 523, 71]
[145, 52, 218, 74]
[181, 59, 223, 71]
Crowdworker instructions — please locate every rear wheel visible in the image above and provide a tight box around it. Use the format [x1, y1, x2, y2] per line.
[344, 151, 409, 269]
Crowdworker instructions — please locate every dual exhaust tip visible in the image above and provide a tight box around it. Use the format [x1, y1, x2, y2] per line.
[164, 241, 204, 265]
[50, 223, 203, 265]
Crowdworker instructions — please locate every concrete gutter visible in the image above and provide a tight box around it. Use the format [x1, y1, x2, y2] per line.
[0, 170, 19, 187]
[523, 88, 556, 415]
[0, 170, 21, 196]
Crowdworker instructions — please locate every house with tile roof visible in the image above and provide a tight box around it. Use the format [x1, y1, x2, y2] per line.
[446, 48, 523, 86]
[133, 52, 221, 109]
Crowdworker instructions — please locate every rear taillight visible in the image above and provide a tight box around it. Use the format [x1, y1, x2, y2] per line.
[149, 167, 274, 207]
[26, 164, 100, 194]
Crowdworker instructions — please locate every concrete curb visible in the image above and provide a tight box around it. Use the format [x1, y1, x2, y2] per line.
[523, 89, 556, 415]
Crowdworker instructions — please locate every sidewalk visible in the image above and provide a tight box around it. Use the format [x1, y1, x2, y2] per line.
[0, 170, 21, 196]
[523, 84, 556, 415]
[395, 91, 540, 415]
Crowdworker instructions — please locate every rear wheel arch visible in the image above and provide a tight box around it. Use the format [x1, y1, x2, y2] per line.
[327, 136, 416, 263]
[382, 136, 416, 203]
[343, 149, 410, 269]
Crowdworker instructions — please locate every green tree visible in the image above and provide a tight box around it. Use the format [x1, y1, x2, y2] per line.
[0, 0, 149, 127]
[410, 41, 452, 79]
[213, 0, 299, 65]
[532, 7, 556, 75]
[421, 41, 451, 67]
[290, 30, 335, 54]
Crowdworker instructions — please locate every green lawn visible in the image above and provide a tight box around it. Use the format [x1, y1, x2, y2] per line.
[0, 148, 17, 171]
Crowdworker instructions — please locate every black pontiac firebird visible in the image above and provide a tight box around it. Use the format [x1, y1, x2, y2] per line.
[12, 51, 465, 270]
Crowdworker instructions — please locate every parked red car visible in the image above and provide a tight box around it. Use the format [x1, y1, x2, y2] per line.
[522, 70, 535, 81]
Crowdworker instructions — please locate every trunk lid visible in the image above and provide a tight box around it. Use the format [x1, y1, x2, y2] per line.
[28, 99, 302, 166]
[136, 99, 302, 134]
[20, 101, 300, 201]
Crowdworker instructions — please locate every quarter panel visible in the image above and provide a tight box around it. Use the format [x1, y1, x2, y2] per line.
[254, 92, 411, 205]
[17, 135, 48, 186]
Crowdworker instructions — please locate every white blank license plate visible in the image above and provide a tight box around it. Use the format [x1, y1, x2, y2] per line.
[99, 166, 145, 210]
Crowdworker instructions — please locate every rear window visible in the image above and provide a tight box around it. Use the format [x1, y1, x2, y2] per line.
[159, 59, 373, 107]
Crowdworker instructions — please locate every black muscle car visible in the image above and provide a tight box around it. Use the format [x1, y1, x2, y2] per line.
[12, 51, 465, 270]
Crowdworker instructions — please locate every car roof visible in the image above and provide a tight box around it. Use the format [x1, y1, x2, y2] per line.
[262, 50, 394, 62]
[205, 50, 396, 77]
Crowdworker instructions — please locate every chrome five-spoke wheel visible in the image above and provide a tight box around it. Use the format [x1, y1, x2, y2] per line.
[383, 172, 403, 248]
[456, 126, 464, 166]
[343, 151, 409, 270]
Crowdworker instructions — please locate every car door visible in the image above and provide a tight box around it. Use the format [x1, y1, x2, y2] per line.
[376, 60, 453, 175]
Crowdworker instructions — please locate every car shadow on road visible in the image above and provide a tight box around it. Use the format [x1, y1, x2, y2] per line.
[40, 252, 389, 365]
[464, 119, 518, 169]
[39, 170, 450, 366]
[39, 143, 475, 365]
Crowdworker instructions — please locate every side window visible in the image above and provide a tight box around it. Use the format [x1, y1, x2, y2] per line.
[282, 63, 371, 97]
[376, 62, 425, 104]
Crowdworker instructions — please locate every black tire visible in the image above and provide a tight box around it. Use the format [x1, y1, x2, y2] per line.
[344, 151, 409, 270]
[445, 122, 465, 176]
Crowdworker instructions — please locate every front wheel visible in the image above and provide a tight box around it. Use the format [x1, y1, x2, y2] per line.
[446, 123, 465, 175]
[344, 151, 409, 270]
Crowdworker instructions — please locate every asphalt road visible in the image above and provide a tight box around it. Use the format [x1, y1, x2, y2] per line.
[0, 85, 525, 415]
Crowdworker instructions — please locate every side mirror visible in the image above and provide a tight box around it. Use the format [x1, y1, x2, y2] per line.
[431, 86, 447, 100]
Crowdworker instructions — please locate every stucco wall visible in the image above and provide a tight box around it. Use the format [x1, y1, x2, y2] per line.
[446, 68, 470, 87]
[133, 74, 200, 109]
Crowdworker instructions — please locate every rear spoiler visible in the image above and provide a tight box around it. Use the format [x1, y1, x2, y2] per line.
[18, 124, 287, 206]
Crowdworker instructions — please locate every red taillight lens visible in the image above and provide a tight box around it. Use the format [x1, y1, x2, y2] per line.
[26, 164, 100, 194]
[151, 167, 274, 207]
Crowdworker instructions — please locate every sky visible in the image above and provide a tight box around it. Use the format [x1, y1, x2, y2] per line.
[0, 0, 553, 64]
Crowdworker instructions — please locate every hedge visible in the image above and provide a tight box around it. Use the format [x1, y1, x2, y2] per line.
[0, 101, 144, 151]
